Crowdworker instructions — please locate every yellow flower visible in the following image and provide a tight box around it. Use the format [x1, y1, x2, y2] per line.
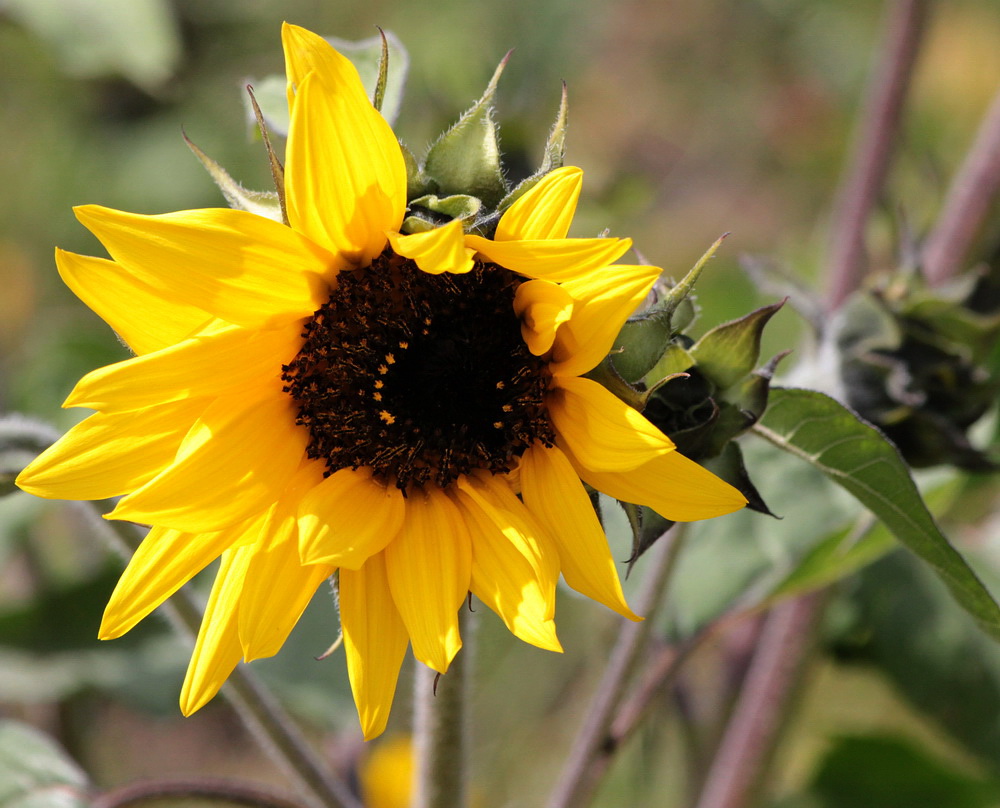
[16, 24, 746, 740]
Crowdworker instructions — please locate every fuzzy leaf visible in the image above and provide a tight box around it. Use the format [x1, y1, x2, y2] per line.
[690, 300, 785, 392]
[423, 54, 509, 208]
[754, 387, 1000, 641]
[0, 720, 90, 808]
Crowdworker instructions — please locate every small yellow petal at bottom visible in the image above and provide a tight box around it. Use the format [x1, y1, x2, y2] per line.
[341, 553, 411, 740]
[384, 490, 470, 673]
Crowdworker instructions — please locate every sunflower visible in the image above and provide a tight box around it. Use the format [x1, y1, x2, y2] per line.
[17, 24, 746, 739]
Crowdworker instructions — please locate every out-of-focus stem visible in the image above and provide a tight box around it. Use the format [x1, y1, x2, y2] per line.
[824, 0, 931, 311]
[546, 524, 687, 808]
[413, 606, 473, 808]
[922, 85, 1000, 285]
[693, 593, 827, 808]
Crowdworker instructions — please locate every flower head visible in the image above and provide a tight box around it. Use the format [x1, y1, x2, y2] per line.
[17, 24, 746, 739]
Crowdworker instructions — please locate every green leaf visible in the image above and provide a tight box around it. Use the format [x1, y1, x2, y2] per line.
[422, 54, 510, 208]
[803, 733, 1000, 808]
[853, 550, 1000, 768]
[754, 387, 1000, 640]
[689, 300, 785, 391]
[0, 720, 90, 808]
[3, 0, 180, 91]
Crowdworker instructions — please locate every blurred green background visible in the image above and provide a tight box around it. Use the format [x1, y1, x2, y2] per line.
[1, 0, 999, 805]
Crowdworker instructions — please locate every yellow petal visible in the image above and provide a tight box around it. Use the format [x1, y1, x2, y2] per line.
[548, 376, 675, 472]
[519, 443, 640, 621]
[108, 387, 307, 532]
[386, 219, 475, 275]
[16, 398, 207, 501]
[100, 516, 262, 639]
[384, 489, 470, 673]
[495, 166, 582, 242]
[464, 234, 631, 282]
[455, 472, 560, 608]
[340, 552, 410, 740]
[298, 467, 406, 569]
[74, 205, 333, 328]
[239, 484, 333, 661]
[284, 69, 405, 266]
[64, 323, 300, 413]
[282, 23, 366, 107]
[513, 279, 574, 356]
[550, 264, 661, 378]
[569, 444, 748, 522]
[180, 545, 252, 715]
[56, 249, 212, 355]
[453, 487, 562, 652]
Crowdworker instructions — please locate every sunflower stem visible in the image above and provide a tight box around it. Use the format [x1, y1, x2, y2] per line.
[922, 84, 1000, 285]
[86, 504, 363, 808]
[413, 605, 474, 808]
[823, 0, 930, 311]
[95, 777, 311, 808]
[546, 523, 688, 808]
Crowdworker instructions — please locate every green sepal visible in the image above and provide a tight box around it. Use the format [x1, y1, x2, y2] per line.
[184, 134, 283, 221]
[401, 142, 430, 200]
[326, 30, 409, 125]
[410, 194, 483, 222]
[400, 214, 437, 234]
[497, 81, 568, 214]
[422, 53, 510, 208]
[645, 342, 697, 386]
[612, 309, 676, 384]
[702, 441, 775, 516]
[689, 299, 785, 392]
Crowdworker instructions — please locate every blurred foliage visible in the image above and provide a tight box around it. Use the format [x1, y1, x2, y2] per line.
[1, 0, 999, 806]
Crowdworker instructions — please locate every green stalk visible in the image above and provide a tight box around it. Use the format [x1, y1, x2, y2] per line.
[413, 605, 474, 808]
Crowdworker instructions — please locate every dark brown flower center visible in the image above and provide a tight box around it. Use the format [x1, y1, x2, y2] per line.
[281, 249, 555, 492]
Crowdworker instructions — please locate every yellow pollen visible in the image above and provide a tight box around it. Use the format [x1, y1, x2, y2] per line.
[378, 364, 388, 374]
[399, 340, 409, 350]
[374, 380, 384, 389]
[385, 353, 396, 364]
[379, 410, 396, 424]
[373, 392, 383, 401]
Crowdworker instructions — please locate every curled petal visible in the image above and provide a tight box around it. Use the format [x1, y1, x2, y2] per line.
[513, 279, 574, 356]
[387, 219, 475, 275]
